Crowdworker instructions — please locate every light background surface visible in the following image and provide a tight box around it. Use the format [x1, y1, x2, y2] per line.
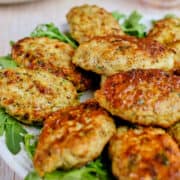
[0, 0, 179, 179]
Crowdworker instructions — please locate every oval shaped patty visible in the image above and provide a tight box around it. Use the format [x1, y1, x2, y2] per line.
[12, 37, 92, 91]
[0, 68, 78, 124]
[109, 127, 180, 180]
[66, 4, 123, 43]
[33, 100, 116, 176]
[95, 69, 180, 127]
[73, 36, 175, 75]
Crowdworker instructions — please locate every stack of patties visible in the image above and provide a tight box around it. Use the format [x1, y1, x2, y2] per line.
[2, 4, 179, 179]
[68, 4, 180, 180]
[0, 35, 94, 125]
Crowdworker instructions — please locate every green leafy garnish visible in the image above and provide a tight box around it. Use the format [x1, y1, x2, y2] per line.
[25, 171, 42, 180]
[9, 40, 15, 47]
[24, 134, 37, 159]
[31, 23, 78, 48]
[25, 157, 113, 180]
[0, 108, 27, 154]
[0, 109, 7, 136]
[112, 11, 126, 22]
[5, 119, 27, 154]
[112, 11, 147, 38]
[77, 92, 84, 101]
[0, 55, 17, 69]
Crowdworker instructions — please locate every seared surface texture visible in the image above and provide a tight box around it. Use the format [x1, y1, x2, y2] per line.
[12, 37, 92, 91]
[73, 36, 175, 75]
[34, 100, 116, 176]
[66, 4, 123, 43]
[95, 69, 180, 127]
[109, 127, 180, 180]
[0, 68, 78, 124]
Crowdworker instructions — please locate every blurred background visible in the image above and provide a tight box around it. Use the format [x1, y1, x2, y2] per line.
[0, 0, 179, 55]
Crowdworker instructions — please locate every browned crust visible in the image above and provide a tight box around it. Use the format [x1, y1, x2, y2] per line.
[109, 127, 180, 180]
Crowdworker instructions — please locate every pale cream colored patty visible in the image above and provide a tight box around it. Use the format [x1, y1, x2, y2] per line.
[34, 100, 116, 176]
[66, 4, 123, 43]
[73, 36, 175, 76]
[12, 37, 92, 91]
[0, 68, 78, 124]
[109, 127, 180, 180]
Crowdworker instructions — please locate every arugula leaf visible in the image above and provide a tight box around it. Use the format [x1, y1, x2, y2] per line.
[9, 40, 15, 47]
[0, 55, 17, 69]
[25, 157, 113, 180]
[5, 118, 27, 154]
[31, 23, 78, 48]
[0, 109, 8, 135]
[25, 171, 42, 180]
[0, 108, 28, 154]
[112, 11, 126, 22]
[122, 11, 147, 38]
[24, 134, 37, 159]
[112, 11, 147, 38]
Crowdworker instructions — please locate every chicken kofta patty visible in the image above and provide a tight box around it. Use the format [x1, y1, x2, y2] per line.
[148, 17, 180, 44]
[95, 69, 180, 127]
[66, 4, 123, 43]
[73, 36, 175, 75]
[109, 127, 180, 180]
[12, 37, 92, 91]
[0, 68, 78, 124]
[168, 121, 180, 147]
[34, 100, 116, 176]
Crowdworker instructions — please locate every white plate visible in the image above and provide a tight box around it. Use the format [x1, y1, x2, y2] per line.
[0, 4, 177, 179]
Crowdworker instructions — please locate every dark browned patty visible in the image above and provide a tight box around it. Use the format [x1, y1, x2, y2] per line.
[34, 100, 116, 176]
[109, 127, 180, 180]
[95, 69, 180, 127]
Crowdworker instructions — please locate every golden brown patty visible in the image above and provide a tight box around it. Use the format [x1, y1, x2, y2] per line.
[95, 69, 180, 127]
[73, 36, 175, 75]
[66, 4, 123, 43]
[109, 127, 180, 180]
[168, 121, 180, 147]
[148, 17, 180, 44]
[0, 68, 78, 124]
[34, 100, 116, 176]
[12, 37, 92, 91]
